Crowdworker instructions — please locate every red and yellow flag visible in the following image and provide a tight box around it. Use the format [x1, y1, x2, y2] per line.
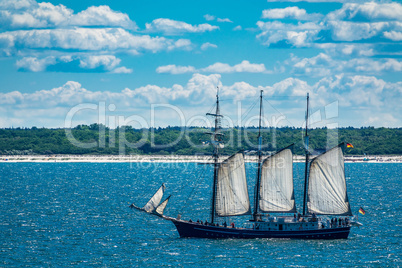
[359, 207, 365, 215]
[346, 143, 354, 148]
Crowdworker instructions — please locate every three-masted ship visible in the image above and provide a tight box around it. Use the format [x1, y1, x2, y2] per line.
[131, 91, 360, 239]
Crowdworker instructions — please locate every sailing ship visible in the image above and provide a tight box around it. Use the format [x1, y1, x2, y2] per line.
[131, 91, 361, 239]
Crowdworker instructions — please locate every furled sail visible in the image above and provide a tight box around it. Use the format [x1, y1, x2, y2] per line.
[155, 195, 171, 215]
[307, 145, 352, 216]
[143, 184, 165, 213]
[259, 148, 296, 213]
[215, 153, 251, 216]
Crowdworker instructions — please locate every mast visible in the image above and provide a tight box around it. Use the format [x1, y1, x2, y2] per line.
[207, 87, 222, 223]
[302, 93, 309, 216]
[253, 90, 263, 220]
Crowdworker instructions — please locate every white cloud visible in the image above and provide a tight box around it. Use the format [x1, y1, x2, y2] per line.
[383, 31, 402, 41]
[204, 14, 215, 21]
[122, 84, 183, 103]
[1, 74, 401, 127]
[145, 18, 219, 35]
[262, 7, 322, 21]
[256, 21, 320, 47]
[306, 75, 401, 127]
[256, 2, 402, 46]
[367, 114, 399, 127]
[171, 39, 192, 50]
[324, 2, 402, 42]
[222, 82, 262, 101]
[346, 58, 402, 73]
[314, 75, 388, 107]
[183, 73, 222, 101]
[156, 61, 270, 74]
[217, 18, 232, 23]
[202, 60, 268, 73]
[123, 73, 221, 103]
[201, 42, 217, 50]
[0, 0, 198, 73]
[327, 2, 402, 22]
[156, 65, 196, 74]
[342, 45, 360, 55]
[271, 77, 311, 97]
[70, 5, 136, 29]
[0, 81, 90, 107]
[257, 21, 320, 31]
[0, 28, 192, 53]
[292, 53, 334, 77]
[315, 43, 375, 57]
[111, 66, 133, 74]
[79, 55, 121, 70]
[327, 20, 391, 41]
[16, 56, 57, 71]
[204, 14, 232, 23]
[233, 25, 242, 31]
[0, 90, 23, 105]
[15, 54, 133, 73]
[0, 74, 218, 108]
[290, 53, 402, 77]
[4, 2, 73, 29]
[262, 6, 304, 19]
[0, 0, 36, 10]
[0, 1, 137, 30]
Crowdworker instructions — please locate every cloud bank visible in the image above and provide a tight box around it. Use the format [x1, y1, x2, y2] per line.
[257, 2, 402, 47]
[0, 0, 200, 73]
[1, 74, 400, 127]
[156, 61, 270, 74]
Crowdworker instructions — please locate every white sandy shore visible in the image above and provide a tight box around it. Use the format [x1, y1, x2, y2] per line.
[1, 154, 401, 163]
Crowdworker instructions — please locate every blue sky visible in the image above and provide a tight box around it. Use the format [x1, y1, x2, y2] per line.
[0, 0, 401, 129]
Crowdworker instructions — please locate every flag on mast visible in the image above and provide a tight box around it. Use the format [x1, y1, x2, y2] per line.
[359, 207, 365, 215]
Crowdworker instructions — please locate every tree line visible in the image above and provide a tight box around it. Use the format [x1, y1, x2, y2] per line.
[0, 124, 400, 155]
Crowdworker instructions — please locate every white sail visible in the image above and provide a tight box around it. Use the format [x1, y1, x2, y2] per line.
[307, 146, 352, 216]
[216, 153, 251, 216]
[259, 148, 296, 213]
[143, 184, 165, 213]
[155, 196, 171, 215]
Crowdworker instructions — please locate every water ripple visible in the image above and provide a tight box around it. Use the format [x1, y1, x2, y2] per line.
[0, 162, 400, 267]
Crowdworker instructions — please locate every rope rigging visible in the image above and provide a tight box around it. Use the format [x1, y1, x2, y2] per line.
[177, 164, 208, 216]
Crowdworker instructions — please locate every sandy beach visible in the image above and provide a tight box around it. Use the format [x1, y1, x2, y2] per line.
[1, 154, 401, 163]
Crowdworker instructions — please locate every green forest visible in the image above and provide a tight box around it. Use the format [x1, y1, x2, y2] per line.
[0, 125, 400, 156]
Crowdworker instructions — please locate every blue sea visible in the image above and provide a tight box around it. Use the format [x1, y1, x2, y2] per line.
[0, 162, 400, 267]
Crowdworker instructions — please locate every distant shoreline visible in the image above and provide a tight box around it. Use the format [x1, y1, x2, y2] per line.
[1, 154, 401, 163]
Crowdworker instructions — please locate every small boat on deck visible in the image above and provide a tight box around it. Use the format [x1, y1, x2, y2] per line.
[131, 91, 361, 239]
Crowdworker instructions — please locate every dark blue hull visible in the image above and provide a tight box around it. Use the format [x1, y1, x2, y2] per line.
[171, 219, 350, 239]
